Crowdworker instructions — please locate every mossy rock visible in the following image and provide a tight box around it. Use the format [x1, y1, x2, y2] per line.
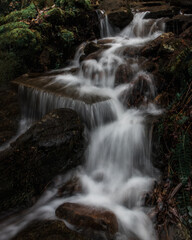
[0, 27, 42, 51]
[44, 8, 65, 25]
[0, 3, 37, 25]
[0, 21, 29, 34]
[55, 0, 91, 11]
[59, 29, 74, 46]
[0, 52, 25, 84]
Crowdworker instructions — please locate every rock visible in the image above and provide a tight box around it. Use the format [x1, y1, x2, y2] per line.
[119, 72, 155, 107]
[165, 15, 192, 35]
[141, 32, 175, 58]
[108, 9, 133, 29]
[84, 42, 105, 57]
[97, 39, 114, 45]
[57, 177, 83, 197]
[115, 63, 132, 85]
[12, 220, 91, 240]
[170, 0, 192, 8]
[180, 25, 192, 39]
[99, 0, 129, 12]
[0, 108, 85, 213]
[83, 49, 103, 61]
[143, 5, 180, 19]
[56, 202, 118, 238]
[0, 89, 20, 146]
[98, 0, 133, 29]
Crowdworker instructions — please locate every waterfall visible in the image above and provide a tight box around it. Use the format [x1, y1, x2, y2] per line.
[96, 9, 115, 38]
[0, 12, 164, 240]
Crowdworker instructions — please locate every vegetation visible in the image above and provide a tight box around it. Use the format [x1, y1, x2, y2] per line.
[0, 0, 98, 85]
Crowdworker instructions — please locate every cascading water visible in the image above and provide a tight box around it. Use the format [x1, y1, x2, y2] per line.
[0, 12, 165, 240]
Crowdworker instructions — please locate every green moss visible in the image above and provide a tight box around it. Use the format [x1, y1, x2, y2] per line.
[0, 3, 37, 25]
[0, 27, 42, 51]
[55, 0, 91, 14]
[0, 52, 25, 84]
[45, 8, 65, 25]
[0, 21, 29, 34]
[59, 29, 74, 46]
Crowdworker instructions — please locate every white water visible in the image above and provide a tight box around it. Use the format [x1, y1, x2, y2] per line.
[0, 12, 164, 240]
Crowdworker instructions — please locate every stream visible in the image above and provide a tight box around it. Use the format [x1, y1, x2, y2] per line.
[0, 11, 165, 240]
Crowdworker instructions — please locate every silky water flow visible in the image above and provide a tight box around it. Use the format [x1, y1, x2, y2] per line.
[0, 12, 165, 240]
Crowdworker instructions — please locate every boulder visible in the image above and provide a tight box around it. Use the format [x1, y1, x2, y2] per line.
[56, 202, 118, 239]
[12, 220, 91, 240]
[0, 108, 85, 213]
[108, 9, 133, 29]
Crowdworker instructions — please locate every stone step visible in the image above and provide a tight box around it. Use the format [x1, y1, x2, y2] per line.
[12, 71, 109, 105]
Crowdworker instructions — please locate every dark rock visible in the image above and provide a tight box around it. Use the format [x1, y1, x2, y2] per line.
[119, 72, 155, 107]
[108, 9, 133, 29]
[165, 15, 192, 35]
[12, 220, 91, 240]
[115, 63, 132, 85]
[180, 25, 192, 39]
[0, 108, 85, 213]
[141, 32, 175, 58]
[170, 0, 192, 8]
[56, 202, 118, 238]
[83, 49, 103, 61]
[0, 89, 20, 146]
[84, 42, 104, 57]
[143, 5, 180, 19]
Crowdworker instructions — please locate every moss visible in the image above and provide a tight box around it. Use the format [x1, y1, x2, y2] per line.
[0, 3, 37, 25]
[0, 52, 25, 84]
[55, 0, 91, 14]
[0, 21, 29, 34]
[59, 29, 74, 46]
[45, 8, 65, 25]
[0, 27, 42, 51]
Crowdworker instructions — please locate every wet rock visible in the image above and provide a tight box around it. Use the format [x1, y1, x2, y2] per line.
[0, 108, 85, 213]
[83, 49, 103, 61]
[56, 202, 118, 239]
[12, 220, 91, 240]
[123, 46, 142, 57]
[119, 73, 155, 107]
[108, 9, 133, 29]
[141, 32, 175, 58]
[83, 41, 109, 59]
[165, 15, 192, 35]
[97, 39, 114, 45]
[0, 89, 20, 146]
[115, 63, 134, 85]
[57, 177, 83, 197]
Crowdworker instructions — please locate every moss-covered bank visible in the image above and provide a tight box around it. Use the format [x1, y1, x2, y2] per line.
[0, 0, 100, 87]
